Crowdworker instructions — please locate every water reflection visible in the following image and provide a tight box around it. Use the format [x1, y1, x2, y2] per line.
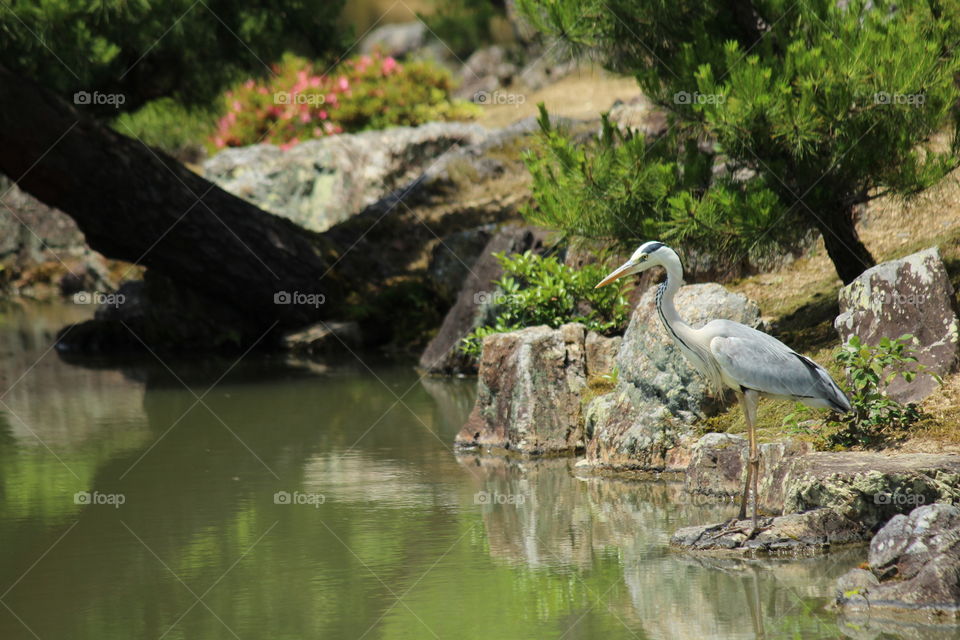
[458, 454, 863, 639]
[0, 304, 878, 639]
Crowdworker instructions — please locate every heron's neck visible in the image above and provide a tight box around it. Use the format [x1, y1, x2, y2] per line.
[655, 254, 696, 348]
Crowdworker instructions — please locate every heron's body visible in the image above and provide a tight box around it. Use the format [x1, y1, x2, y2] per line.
[596, 241, 851, 531]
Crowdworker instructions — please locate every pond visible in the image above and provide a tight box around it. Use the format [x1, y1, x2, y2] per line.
[0, 304, 863, 639]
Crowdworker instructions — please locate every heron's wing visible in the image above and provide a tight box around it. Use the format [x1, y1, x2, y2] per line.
[705, 321, 850, 411]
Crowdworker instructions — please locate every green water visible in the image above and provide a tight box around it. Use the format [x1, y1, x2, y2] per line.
[0, 304, 863, 639]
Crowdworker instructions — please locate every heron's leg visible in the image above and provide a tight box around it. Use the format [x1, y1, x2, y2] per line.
[743, 390, 761, 533]
[736, 391, 751, 521]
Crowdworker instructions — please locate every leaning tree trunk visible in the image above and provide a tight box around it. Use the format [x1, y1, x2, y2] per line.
[0, 65, 346, 342]
[813, 204, 876, 284]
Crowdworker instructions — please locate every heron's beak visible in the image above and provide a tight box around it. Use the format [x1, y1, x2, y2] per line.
[595, 260, 637, 288]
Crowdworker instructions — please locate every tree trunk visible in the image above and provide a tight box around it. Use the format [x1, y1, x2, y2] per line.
[0, 65, 344, 339]
[814, 205, 876, 284]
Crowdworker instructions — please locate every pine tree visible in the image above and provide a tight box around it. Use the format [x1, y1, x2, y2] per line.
[517, 0, 960, 283]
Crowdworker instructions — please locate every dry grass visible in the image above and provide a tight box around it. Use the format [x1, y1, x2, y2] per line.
[473, 66, 641, 129]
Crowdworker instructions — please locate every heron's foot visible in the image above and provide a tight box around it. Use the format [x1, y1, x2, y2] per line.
[709, 519, 771, 541]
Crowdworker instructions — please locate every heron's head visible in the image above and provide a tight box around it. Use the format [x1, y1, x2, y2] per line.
[594, 241, 673, 288]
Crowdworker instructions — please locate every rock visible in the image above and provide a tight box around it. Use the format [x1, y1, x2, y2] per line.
[684, 433, 749, 498]
[426, 226, 494, 304]
[0, 176, 122, 300]
[281, 321, 361, 356]
[583, 283, 761, 471]
[418, 226, 546, 375]
[517, 47, 579, 91]
[670, 508, 869, 553]
[835, 503, 960, 623]
[607, 95, 669, 138]
[203, 122, 493, 233]
[358, 21, 427, 58]
[835, 246, 959, 403]
[683, 435, 814, 509]
[585, 331, 620, 378]
[455, 45, 519, 101]
[0, 175, 85, 256]
[455, 323, 588, 455]
[772, 452, 960, 529]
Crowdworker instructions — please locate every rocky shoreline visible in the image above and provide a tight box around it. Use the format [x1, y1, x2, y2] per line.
[449, 244, 960, 627]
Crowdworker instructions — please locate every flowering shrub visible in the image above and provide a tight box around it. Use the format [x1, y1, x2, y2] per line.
[212, 51, 478, 150]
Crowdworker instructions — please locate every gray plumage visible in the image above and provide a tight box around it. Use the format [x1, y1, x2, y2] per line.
[596, 241, 852, 530]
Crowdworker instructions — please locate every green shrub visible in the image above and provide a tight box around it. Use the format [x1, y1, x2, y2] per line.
[113, 99, 218, 161]
[522, 105, 788, 260]
[516, 0, 960, 284]
[420, 0, 504, 58]
[785, 334, 940, 448]
[211, 51, 479, 150]
[459, 251, 630, 357]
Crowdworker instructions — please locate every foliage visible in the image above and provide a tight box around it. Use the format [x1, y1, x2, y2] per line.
[516, 0, 960, 281]
[784, 334, 940, 448]
[0, 0, 347, 115]
[420, 0, 505, 58]
[211, 52, 479, 150]
[113, 98, 218, 162]
[523, 104, 788, 259]
[459, 251, 630, 357]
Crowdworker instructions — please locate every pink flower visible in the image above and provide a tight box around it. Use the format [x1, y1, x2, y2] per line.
[279, 137, 300, 151]
[313, 127, 323, 137]
[258, 87, 268, 95]
[214, 136, 225, 148]
[325, 93, 338, 104]
[319, 110, 328, 120]
[338, 76, 349, 91]
[232, 100, 242, 112]
[381, 57, 398, 74]
[243, 79, 254, 90]
[309, 76, 322, 88]
[300, 111, 311, 123]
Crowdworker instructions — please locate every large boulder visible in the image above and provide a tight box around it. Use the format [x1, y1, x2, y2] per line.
[583, 283, 761, 471]
[454, 46, 519, 101]
[418, 226, 546, 375]
[835, 246, 959, 403]
[456, 323, 589, 455]
[203, 122, 493, 232]
[836, 503, 960, 624]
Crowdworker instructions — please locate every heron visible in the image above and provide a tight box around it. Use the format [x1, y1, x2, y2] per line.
[595, 241, 851, 534]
